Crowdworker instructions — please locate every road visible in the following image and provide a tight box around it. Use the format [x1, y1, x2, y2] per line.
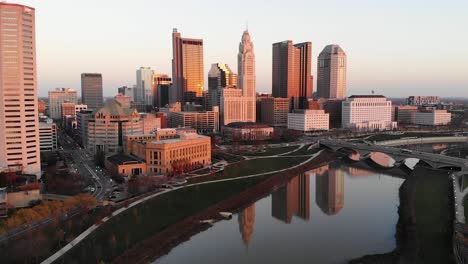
[57, 131, 113, 201]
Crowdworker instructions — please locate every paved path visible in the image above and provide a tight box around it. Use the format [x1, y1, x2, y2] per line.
[41, 150, 323, 264]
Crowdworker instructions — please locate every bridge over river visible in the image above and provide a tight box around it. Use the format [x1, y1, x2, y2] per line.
[319, 138, 468, 170]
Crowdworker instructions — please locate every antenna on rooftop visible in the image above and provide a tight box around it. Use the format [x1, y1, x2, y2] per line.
[371, 89, 375, 95]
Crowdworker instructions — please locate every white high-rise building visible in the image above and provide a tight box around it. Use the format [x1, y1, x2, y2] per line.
[48, 88, 78, 119]
[237, 30, 256, 122]
[0, 3, 41, 177]
[136, 67, 154, 106]
[342, 95, 397, 131]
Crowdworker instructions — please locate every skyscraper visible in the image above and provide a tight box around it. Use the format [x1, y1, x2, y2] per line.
[171, 28, 204, 104]
[153, 74, 172, 108]
[272, 41, 312, 110]
[238, 30, 256, 122]
[81, 73, 103, 110]
[315, 164, 344, 215]
[317, 45, 347, 99]
[208, 63, 237, 110]
[271, 174, 310, 223]
[0, 3, 41, 177]
[136, 67, 154, 106]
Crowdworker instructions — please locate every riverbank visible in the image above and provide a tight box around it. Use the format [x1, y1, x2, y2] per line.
[349, 166, 454, 263]
[112, 151, 338, 264]
[48, 150, 337, 264]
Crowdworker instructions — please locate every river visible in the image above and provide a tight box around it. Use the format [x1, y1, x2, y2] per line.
[154, 161, 453, 264]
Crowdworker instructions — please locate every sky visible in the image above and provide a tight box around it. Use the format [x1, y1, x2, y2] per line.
[15, 0, 468, 98]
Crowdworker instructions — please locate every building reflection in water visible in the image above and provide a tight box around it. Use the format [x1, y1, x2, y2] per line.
[238, 204, 255, 246]
[314, 164, 345, 215]
[271, 174, 310, 223]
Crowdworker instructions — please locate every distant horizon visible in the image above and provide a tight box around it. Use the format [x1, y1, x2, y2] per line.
[11, 0, 467, 98]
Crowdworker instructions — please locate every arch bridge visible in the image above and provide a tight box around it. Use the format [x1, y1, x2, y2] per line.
[320, 139, 467, 171]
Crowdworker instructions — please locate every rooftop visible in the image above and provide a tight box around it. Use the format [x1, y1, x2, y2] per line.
[107, 154, 144, 165]
[348, 95, 386, 99]
[92, 99, 136, 116]
[226, 122, 271, 129]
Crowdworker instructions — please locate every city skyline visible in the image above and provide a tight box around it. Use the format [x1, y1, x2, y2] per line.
[14, 0, 466, 98]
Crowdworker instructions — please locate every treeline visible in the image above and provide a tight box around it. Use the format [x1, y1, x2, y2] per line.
[0, 194, 97, 234]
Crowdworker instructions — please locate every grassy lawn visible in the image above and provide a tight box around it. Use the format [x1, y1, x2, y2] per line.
[55, 175, 271, 263]
[247, 145, 299, 157]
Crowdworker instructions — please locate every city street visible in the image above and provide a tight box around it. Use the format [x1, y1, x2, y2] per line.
[57, 131, 113, 201]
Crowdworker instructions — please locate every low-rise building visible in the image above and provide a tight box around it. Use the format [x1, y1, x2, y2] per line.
[172, 108, 219, 134]
[125, 128, 211, 174]
[342, 95, 397, 131]
[62, 102, 88, 118]
[414, 110, 451, 126]
[105, 153, 147, 178]
[141, 113, 162, 134]
[261, 97, 289, 127]
[222, 122, 274, 141]
[288, 110, 329, 132]
[395, 105, 418, 124]
[39, 119, 58, 152]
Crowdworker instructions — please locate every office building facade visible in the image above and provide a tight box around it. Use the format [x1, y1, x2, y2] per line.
[208, 63, 237, 110]
[153, 74, 172, 108]
[288, 110, 330, 132]
[172, 109, 220, 134]
[261, 97, 289, 126]
[48, 88, 77, 119]
[136, 67, 154, 106]
[342, 95, 397, 131]
[0, 3, 41, 176]
[81, 73, 103, 110]
[317, 45, 347, 99]
[171, 28, 204, 103]
[272, 41, 312, 110]
[87, 100, 143, 156]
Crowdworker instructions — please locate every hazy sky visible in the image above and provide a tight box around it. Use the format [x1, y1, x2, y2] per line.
[17, 0, 468, 98]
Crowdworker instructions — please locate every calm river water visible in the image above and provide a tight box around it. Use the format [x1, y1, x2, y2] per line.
[154, 161, 453, 264]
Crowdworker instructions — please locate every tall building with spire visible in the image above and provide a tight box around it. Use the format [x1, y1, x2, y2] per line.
[317, 45, 347, 99]
[237, 30, 256, 122]
[171, 28, 204, 104]
[238, 204, 256, 246]
[0, 3, 41, 177]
